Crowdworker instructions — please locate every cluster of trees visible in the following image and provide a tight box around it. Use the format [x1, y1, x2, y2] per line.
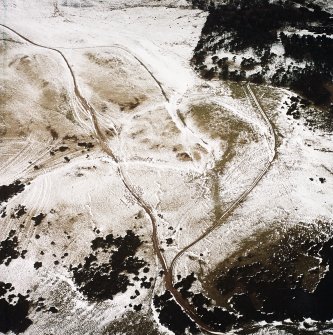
[192, 54, 265, 83]
[280, 33, 333, 67]
[278, 33, 332, 104]
[199, 0, 331, 52]
[190, 0, 214, 10]
[191, 0, 333, 106]
[288, 67, 331, 104]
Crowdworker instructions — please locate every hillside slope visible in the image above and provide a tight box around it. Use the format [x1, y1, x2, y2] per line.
[190, 0, 333, 129]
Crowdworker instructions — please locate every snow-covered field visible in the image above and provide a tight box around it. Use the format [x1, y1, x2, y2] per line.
[0, 1, 332, 334]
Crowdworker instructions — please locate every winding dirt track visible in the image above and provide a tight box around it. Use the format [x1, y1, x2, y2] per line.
[0, 24, 277, 334]
[0, 22, 168, 274]
[169, 83, 277, 272]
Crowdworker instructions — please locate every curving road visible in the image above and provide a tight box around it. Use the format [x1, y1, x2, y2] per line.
[169, 83, 277, 272]
[0, 23, 277, 335]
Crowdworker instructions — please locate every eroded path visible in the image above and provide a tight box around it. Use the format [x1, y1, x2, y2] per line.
[0, 23, 277, 334]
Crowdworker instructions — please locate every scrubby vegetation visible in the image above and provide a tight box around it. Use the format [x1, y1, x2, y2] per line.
[71, 230, 148, 301]
[203, 224, 333, 332]
[0, 282, 32, 334]
[0, 180, 25, 205]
